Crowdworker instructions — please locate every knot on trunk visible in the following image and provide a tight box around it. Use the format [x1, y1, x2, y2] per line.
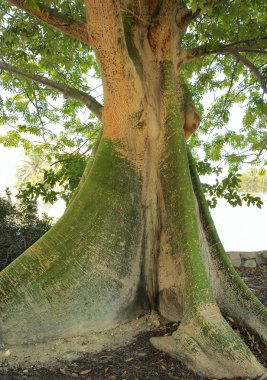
[184, 103, 200, 139]
[179, 79, 201, 140]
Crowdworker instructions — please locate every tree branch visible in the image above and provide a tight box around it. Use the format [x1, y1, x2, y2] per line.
[223, 36, 267, 48]
[0, 61, 103, 120]
[182, 38, 267, 62]
[181, 0, 225, 27]
[230, 52, 267, 94]
[221, 59, 238, 114]
[148, 0, 180, 61]
[156, 0, 179, 24]
[6, 0, 90, 45]
[213, 46, 267, 55]
[181, 42, 267, 93]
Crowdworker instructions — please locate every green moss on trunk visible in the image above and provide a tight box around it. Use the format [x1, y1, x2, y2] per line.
[151, 61, 265, 379]
[188, 148, 267, 341]
[160, 61, 214, 316]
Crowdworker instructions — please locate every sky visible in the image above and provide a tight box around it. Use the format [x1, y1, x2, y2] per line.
[0, 146, 22, 193]
[210, 195, 267, 251]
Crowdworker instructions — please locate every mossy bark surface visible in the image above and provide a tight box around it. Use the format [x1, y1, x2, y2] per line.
[188, 149, 267, 344]
[0, 138, 145, 343]
[150, 61, 265, 379]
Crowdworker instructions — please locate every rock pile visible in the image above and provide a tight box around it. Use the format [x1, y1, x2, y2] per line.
[228, 251, 267, 268]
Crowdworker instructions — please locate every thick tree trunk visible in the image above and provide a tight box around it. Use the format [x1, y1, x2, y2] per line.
[1, 4, 267, 378]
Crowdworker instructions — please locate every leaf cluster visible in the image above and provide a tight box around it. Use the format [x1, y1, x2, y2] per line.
[17, 152, 88, 204]
[199, 165, 263, 208]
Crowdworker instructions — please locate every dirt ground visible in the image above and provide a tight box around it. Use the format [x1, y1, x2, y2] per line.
[0, 265, 267, 380]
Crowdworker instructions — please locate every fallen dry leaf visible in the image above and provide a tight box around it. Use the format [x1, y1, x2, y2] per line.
[124, 357, 134, 362]
[79, 369, 92, 375]
[137, 352, 146, 357]
[3, 349, 11, 357]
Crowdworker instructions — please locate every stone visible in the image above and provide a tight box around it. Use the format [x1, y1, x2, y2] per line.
[227, 252, 241, 267]
[261, 251, 267, 264]
[231, 259, 242, 268]
[240, 252, 257, 260]
[243, 259, 256, 268]
[228, 252, 241, 260]
[256, 254, 265, 265]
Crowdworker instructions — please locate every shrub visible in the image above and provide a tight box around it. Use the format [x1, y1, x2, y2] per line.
[0, 188, 52, 271]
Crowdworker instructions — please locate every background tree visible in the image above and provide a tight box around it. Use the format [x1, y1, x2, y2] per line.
[239, 167, 267, 194]
[0, 188, 52, 271]
[16, 151, 46, 183]
[0, 1, 267, 379]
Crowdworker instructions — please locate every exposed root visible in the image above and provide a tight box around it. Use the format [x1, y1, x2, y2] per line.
[151, 306, 266, 379]
[214, 259, 267, 346]
[188, 148, 267, 347]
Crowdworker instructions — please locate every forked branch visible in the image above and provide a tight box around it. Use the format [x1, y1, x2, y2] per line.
[149, 0, 181, 60]
[0, 61, 103, 120]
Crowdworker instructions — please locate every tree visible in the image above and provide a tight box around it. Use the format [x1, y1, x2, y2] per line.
[0, 1, 267, 378]
[0, 188, 52, 271]
[239, 167, 267, 194]
[16, 151, 46, 183]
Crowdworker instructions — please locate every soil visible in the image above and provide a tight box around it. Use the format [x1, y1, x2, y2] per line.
[1, 265, 266, 380]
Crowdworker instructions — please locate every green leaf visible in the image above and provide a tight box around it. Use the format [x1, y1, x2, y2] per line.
[23, 0, 41, 11]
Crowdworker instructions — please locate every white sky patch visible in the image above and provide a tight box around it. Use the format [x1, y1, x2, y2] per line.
[0, 146, 23, 194]
[211, 195, 267, 251]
